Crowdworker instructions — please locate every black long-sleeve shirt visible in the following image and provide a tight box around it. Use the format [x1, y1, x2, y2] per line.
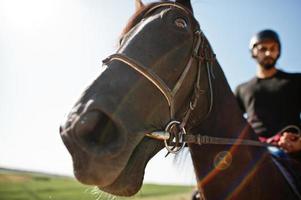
[235, 70, 301, 138]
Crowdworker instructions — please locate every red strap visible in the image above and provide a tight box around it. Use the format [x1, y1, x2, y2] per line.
[259, 133, 281, 145]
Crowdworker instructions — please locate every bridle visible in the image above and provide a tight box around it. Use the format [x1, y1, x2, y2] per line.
[103, 3, 211, 119]
[102, 3, 276, 154]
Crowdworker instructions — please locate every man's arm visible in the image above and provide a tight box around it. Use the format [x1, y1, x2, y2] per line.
[234, 86, 246, 114]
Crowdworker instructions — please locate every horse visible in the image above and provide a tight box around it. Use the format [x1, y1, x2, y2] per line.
[59, 0, 301, 199]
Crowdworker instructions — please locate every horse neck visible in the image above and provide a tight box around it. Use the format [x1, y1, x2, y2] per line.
[189, 61, 293, 199]
[197, 61, 254, 140]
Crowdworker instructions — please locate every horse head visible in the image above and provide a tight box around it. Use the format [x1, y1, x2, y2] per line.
[60, 0, 214, 196]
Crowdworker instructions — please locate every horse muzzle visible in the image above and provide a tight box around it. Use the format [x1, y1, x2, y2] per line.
[59, 101, 131, 186]
[60, 106, 127, 159]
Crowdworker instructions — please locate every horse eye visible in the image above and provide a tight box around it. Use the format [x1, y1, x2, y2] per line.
[174, 18, 187, 28]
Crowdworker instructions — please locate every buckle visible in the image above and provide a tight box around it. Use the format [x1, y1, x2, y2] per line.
[164, 120, 186, 154]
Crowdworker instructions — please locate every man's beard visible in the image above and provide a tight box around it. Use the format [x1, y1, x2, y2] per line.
[260, 57, 277, 70]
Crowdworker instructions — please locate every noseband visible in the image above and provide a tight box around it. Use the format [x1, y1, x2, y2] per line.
[102, 3, 273, 154]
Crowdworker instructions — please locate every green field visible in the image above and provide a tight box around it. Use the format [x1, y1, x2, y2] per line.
[0, 168, 194, 200]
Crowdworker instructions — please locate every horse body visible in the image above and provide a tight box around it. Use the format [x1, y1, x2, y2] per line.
[60, 1, 299, 199]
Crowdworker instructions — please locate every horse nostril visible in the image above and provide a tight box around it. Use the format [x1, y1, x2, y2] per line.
[75, 111, 101, 137]
[74, 110, 125, 157]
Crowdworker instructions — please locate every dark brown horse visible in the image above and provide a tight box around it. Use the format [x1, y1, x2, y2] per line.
[60, 0, 300, 199]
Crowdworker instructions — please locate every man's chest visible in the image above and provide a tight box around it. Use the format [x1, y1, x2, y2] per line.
[244, 78, 297, 105]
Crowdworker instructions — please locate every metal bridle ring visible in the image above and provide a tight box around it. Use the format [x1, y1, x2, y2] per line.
[164, 120, 186, 154]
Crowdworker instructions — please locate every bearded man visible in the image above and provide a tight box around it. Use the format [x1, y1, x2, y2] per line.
[235, 29, 301, 155]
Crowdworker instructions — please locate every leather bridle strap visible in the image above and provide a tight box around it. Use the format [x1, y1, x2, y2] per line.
[148, 128, 276, 148]
[102, 53, 172, 107]
[183, 134, 275, 147]
[102, 49, 197, 119]
[177, 125, 298, 148]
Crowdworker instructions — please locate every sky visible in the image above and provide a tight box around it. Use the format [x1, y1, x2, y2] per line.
[0, 0, 300, 186]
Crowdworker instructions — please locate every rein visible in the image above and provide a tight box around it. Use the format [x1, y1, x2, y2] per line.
[147, 123, 301, 154]
[147, 121, 276, 148]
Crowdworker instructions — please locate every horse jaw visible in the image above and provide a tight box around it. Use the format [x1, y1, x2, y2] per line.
[99, 138, 163, 196]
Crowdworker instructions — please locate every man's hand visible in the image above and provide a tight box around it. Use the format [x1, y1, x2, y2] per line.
[278, 132, 301, 153]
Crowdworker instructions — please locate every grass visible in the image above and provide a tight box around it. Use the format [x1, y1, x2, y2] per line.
[0, 168, 195, 200]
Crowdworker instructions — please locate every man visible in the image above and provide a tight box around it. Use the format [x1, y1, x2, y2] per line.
[235, 29, 301, 155]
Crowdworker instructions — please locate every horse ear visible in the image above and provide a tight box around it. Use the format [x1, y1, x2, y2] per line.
[135, 0, 144, 11]
[175, 0, 193, 12]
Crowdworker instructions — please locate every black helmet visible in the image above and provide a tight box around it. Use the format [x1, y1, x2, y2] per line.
[249, 29, 281, 52]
